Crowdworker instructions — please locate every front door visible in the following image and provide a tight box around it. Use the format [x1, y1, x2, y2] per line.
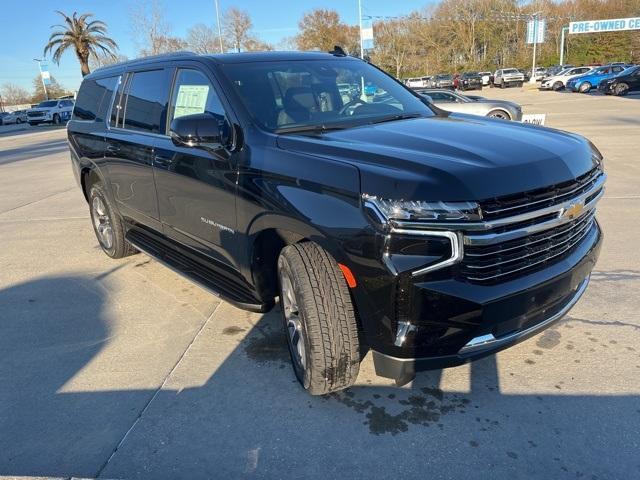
[153, 67, 238, 268]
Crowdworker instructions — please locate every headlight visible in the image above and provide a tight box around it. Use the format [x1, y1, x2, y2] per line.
[363, 195, 481, 222]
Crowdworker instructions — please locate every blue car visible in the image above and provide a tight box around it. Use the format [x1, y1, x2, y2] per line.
[566, 64, 627, 93]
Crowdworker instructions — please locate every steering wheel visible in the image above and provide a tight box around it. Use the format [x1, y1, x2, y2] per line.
[339, 98, 366, 116]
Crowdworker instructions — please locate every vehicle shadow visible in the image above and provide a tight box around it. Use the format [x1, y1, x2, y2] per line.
[1, 274, 639, 479]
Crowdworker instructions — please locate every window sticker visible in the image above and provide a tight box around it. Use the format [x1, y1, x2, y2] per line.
[174, 84, 210, 118]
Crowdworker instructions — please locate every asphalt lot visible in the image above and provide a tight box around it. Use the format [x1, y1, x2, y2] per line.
[1, 89, 639, 480]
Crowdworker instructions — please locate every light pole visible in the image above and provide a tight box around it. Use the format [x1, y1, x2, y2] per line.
[529, 12, 541, 84]
[214, 0, 224, 53]
[358, 0, 364, 59]
[559, 26, 569, 65]
[33, 58, 49, 101]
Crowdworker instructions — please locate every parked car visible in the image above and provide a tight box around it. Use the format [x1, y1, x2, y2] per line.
[527, 67, 548, 81]
[27, 99, 75, 125]
[68, 51, 604, 394]
[546, 64, 575, 77]
[517, 69, 530, 82]
[478, 71, 492, 86]
[0, 112, 8, 125]
[433, 73, 454, 89]
[566, 64, 627, 93]
[455, 72, 483, 91]
[493, 68, 525, 88]
[417, 88, 522, 120]
[0, 109, 28, 125]
[406, 77, 429, 88]
[598, 65, 640, 95]
[540, 66, 594, 91]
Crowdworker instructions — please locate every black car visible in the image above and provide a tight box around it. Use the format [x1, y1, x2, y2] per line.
[68, 51, 604, 394]
[456, 72, 483, 91]
[598, 65, 640, 95]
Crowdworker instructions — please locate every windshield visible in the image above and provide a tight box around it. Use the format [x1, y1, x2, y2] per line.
[36, 101, 58, 108]
[503, 69, 519, 74]
[222, 59, 434, 132]
[436, 74, 452, 80]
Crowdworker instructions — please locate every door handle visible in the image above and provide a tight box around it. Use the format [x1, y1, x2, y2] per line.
[154, 155, 175, 168]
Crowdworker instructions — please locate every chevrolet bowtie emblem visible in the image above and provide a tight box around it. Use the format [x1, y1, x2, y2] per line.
[562, 202, 584, 219]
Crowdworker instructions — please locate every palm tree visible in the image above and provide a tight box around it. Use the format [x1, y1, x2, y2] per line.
[44, 11, 118, 77]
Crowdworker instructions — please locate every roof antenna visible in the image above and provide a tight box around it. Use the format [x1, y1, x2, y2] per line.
[328, 45, 347, 57]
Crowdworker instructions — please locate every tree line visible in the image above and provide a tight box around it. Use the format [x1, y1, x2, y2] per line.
[2, 0, 639, 106]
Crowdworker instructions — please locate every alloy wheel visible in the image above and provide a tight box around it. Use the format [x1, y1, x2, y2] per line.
[280, 270, 306, 373]
[91, 196, 114, 250]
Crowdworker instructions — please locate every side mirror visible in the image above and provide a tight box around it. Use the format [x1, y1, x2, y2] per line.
[169, 113, 224, 149]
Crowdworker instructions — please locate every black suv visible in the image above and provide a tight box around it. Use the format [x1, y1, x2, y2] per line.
[68, 51, 604, 394]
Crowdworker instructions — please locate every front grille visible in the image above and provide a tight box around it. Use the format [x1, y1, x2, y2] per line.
[27, 111, 44, 117]
[480, 167, 603, 221]
[460, 211, 596, 283]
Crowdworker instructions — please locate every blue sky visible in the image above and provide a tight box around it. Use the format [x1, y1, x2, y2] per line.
[0, 0, 432, 93]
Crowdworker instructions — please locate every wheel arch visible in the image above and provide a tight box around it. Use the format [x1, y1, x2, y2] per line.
[487, 108, 511, 120]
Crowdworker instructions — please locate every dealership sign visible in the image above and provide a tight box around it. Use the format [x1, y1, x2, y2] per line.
[569, 17, 640, 34]
[526, 18, 546, 44]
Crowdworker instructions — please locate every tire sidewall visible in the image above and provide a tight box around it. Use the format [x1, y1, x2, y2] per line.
[579, 82, 591, 93]
[277, 254, 312, 390]
[615, 83, 629, 96]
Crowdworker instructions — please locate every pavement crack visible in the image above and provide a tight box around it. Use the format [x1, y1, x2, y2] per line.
[0, 187, 76, 216]
[94, 302, 222, 478]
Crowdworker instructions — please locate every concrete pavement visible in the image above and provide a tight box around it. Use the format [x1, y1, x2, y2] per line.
[1, 91, 639, 479]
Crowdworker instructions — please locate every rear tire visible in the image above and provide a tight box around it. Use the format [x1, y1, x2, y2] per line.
[579, 82, 592, 93]
[88, 182, 137, 259]
[277, 242, 360, 395]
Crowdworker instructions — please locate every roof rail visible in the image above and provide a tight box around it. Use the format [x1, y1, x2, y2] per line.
[93, 51, 197, 73]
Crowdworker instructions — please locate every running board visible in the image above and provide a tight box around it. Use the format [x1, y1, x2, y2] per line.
[126, 227, 272, 313]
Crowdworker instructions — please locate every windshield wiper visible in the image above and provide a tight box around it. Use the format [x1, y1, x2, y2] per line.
[274, 123, 356, 134]
[367, 113, 425, 125]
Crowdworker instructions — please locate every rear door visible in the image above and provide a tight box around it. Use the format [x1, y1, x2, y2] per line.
[153, 65, 239, 267]
[104, 68, 172, 231]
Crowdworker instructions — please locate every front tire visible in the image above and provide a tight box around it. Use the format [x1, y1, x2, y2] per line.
[488, 109, 511, 120]
[52, 113, 61, 125]
[614, 83, 629, 96]
[89, 182, 137, 259]
[278, 242, 360, 395]
[552, 81, 563, 91]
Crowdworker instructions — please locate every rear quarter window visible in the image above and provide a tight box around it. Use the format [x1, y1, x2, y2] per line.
[73, 76, 118, 122]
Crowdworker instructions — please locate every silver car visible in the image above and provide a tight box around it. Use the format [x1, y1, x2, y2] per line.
[0, 109, 28, 125]
[417, 89, 523, 121]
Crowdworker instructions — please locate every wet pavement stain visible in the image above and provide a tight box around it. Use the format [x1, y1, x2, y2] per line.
[244, 328, 289, 363]
[331, 387, 472, 435]
[222, 326, 247, 336]
[536, 329, 561, 349]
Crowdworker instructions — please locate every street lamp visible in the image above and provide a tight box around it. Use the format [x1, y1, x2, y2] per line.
[559, 26, 569, 65]
[214, 0, 224, 53]
[33, 58, 49, 101]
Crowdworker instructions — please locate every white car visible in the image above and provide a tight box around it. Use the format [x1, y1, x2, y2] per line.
[540, 66, 594, 91]
[479, 71, 492, 86]
[27, 99, 75, 126]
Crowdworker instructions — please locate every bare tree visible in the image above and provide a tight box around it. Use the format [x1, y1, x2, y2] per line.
[0, 83, 31, 106]
[243, 38, 274, 52]
[186, 24, 220, 54]
[129, 0, 184, 56]
[89, 52, 128, 70]
[222, 7, 253, 52]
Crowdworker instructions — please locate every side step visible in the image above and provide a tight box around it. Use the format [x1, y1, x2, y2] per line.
[126, 227, 272, 313]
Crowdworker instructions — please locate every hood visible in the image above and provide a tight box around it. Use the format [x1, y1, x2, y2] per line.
[276, 115, 596, 201]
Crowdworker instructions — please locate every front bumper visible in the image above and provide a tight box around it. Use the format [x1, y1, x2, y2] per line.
[370, 220, 601, 382]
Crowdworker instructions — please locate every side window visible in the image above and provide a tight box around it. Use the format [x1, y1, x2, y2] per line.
[122, 69, 171, 134]
[169, 69, 227, 126]
[613, 66, 623, 73]
[73, 79, 104, 121]
[94, 76, 118, 122]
